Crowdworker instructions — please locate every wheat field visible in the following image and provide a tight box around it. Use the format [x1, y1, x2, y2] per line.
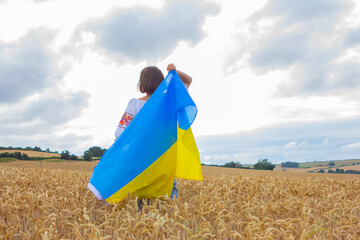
[0, 165, 359, 239]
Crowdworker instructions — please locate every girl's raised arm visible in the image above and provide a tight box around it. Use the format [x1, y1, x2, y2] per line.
[167, 63, 192, 87]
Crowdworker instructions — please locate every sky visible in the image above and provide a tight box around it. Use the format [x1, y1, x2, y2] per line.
[1, 0, 360, 164]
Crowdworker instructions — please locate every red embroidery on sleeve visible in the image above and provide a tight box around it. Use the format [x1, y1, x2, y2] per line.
[119, 112, 134, 129]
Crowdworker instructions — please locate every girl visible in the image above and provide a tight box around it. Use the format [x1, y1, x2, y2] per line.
[114, 63, 193, 199]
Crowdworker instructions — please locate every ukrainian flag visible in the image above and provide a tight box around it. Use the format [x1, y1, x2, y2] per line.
[88, 70, 203, 203]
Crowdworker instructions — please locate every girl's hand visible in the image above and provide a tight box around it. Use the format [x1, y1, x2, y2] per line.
[167, 63, 176, 72]
[167, 63, 192, 86]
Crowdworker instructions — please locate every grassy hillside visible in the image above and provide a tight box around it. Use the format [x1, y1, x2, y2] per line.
[298, 159, 360, 168]
[0, 157, 17, 163]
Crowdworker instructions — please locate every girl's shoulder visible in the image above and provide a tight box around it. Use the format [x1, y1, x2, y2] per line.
[126, 98, 147, 114]
[128, 98, 147, 105]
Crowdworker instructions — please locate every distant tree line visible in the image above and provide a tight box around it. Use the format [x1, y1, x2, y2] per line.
[221, 161, 250, 169]
[201, 161, 249, 169]
[60, 146, 107, 161]
[60, 151, 78, 160]
[0, 152, 30, 160]
[202, 159, 276, 171]
[281, 161, 299, 168]
[1, 145, 107, 162]
[0, 152, 57, 161]
[83, 146, 107, 161]
[0, 146, 57, 153]
[253, 159, 276, 170]
[316, 168, 360, 175]
[342, 169, 360, 174]
[59, 146, 107, 161]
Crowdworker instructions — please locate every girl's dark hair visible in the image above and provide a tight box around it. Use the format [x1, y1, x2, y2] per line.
[138, 66, 164, 94]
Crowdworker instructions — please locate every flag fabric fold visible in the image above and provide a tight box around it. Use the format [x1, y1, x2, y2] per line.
[88, 70, 203, 203]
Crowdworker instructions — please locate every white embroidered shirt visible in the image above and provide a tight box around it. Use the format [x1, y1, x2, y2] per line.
[114, 98, 146, 140]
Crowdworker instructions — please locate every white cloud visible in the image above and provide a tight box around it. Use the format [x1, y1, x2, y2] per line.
[82, 0, 220, 63]
[284, 141, 297, 148]
[227, 0, 360, 96]
[344, 28, 360, 47]
[0, 28, 66, 103]
[341, 141, 360, 150]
